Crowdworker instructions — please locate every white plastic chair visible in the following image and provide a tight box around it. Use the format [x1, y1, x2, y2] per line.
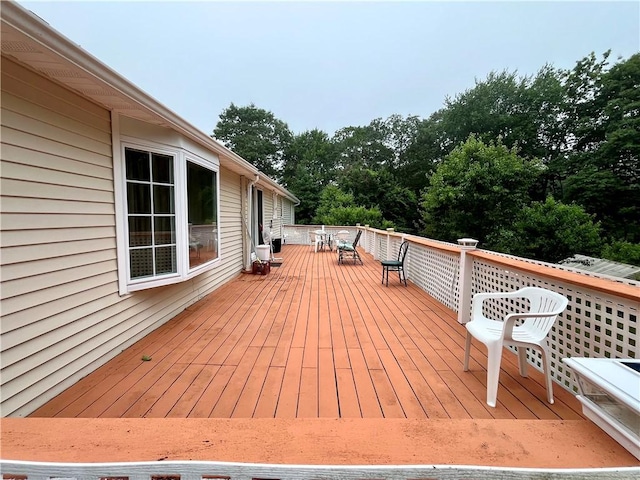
[309, 230, 323, 253]
[463, 286, 568, 407]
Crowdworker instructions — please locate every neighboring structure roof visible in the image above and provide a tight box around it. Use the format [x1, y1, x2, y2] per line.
[560, 254, 640, 280]
[0, 0, 299, 205]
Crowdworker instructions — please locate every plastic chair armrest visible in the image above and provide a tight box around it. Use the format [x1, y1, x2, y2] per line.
[471, 291, 520, 318]
[502, 311, 557, 340]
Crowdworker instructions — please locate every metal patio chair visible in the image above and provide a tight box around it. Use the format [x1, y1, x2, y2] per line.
[381, 241, 409, 286]
[338, 230, 363, 265]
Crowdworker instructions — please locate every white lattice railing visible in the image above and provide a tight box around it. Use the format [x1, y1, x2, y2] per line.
[283, 224, 359, 247]
[284, 224, 639, 393]
[1, 459, 639, 480]
[464, 250, 639, 392]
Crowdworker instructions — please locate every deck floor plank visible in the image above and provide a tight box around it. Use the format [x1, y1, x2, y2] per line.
[275, 346, 304, 418]
[31, 244, 584, 420]
[253, 366, 285, 418]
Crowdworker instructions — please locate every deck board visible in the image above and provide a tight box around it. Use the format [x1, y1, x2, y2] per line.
[30, 244, 585, 420]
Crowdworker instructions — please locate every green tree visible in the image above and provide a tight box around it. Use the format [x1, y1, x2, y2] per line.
[379, 184, 418, 232]
[435, 70, 528, 152]
[316, 205, 386, 229]
[312, 185, 355, 223]
[375, 114, 422, 170]
[312, 185, 388, 228]
[283, 129, 335, 188]
[601, 241, 640, 269]
[332, 124, 394, 171]
[282, 129, 336, 224]
[490, 197, 602, 263]
[338, 165, 385, 210]
[434, 68, 566, 162]
[421, 136, 542, 243]
[213, 103, 293, 179]
[562, 52, 640, 242]
[285, 164, 318, 224]
[395, 115, 446, 195]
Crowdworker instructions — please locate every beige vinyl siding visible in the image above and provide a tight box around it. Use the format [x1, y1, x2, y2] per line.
[0, 58, 247, 416]
[1, 57, 118, 416]
[282, 198, 294, 225]
[263, 188, 274, 236]
[269, 193, 282, 240]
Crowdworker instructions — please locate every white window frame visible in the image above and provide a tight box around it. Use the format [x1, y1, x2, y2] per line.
[114, 135, 221, 295]
[183, 152, 221, 278]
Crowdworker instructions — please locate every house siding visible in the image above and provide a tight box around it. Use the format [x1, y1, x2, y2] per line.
[262, 191, 294, 243]
[282, 198, 295, 227]
[0, 58, 247, 416]
[263, 188, 274, 237]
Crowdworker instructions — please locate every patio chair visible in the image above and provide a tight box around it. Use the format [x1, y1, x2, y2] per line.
[309, 230, 323, 253]
[463, 286, 568, 407]
[338, 230, 363, 265]
[381, 241, 409, 286]
[335, 230, 350, 248]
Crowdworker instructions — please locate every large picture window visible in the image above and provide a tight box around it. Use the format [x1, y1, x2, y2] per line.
[119, 142, 220, 292]
[187, 160, 218, 268]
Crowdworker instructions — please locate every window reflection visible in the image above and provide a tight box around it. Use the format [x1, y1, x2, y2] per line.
[187, 161, 218, 268]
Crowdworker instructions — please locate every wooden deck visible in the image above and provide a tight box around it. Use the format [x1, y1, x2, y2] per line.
[30, 244, 584, 420]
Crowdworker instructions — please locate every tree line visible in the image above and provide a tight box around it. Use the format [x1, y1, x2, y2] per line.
[213, 51, 639, 267]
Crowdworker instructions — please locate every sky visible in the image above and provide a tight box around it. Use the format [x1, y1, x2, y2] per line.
[17, 0, 640, 136]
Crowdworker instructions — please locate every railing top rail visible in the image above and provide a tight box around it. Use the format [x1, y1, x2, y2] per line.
[403, 235, 461, 254]
[358, 226, 462, 254]
[470, 249, 640, 302]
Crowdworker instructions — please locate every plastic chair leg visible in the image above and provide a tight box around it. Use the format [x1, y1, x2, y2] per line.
[540, 346, 554, 404]
[485, 343, 503, 407]
[517, 347, 529, 377]
[463, 332, 472, 371]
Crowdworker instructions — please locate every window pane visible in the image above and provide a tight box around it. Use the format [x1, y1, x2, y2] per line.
[154, 185, 174, 214]
[153, 153, 174, 183]
[187, 161, 218, 269]
[129, 217, 151, 246]
[130, 248, 153, 279]
[155, 246, 176, 274]
[154, 216, 175, 245]
[127, 183, 151, 214]
[187, 163, 216, 223]
[125, 148, 150, 181]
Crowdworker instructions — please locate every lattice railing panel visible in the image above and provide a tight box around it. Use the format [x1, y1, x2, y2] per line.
[407, 243, 460, 311]
[284, 225, 361, 247]
[376, 234, 387, 261]
[387, 236, 403, 261]
[364, 228, 378, 259]
[362, 229, 388, 261]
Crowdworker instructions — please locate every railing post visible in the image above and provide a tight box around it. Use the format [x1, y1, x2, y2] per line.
[360, 223, 367, 255]
[386, 228, 394, 261]
[457, 238, 479, 324]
